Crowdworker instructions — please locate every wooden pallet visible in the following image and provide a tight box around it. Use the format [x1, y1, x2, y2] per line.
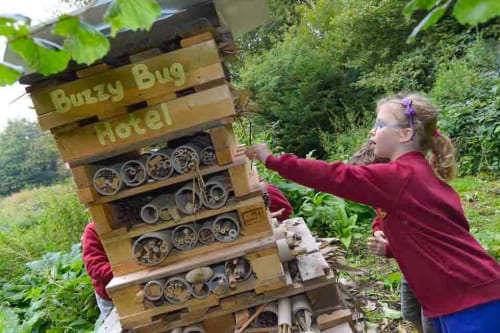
[72, 130, 245, 206]
[106, 237, 285, 329]
[102, 195, 273, 276]
[131, 260, 337, 332]
[30, 39, 224, 130]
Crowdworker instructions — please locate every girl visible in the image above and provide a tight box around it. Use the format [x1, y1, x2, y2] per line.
[350, 141, 436, 333]
[246, 93, 500, 333]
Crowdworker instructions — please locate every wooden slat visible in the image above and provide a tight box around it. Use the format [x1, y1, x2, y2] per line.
[100, 193, 265, 242]
[133, 275, 337, 333]
[181, 32, 214, 48]
[209, 124, 237, 165]
[53, 84, 236, 165]
[80, 153, 247, 205]
[108, 230, 273, 277]
[107, 236, 276, 292]
[228, 163, 261, 197]
[30, 40, 221, 119]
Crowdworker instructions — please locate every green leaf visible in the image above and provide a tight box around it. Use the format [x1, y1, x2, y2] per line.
[53, 16, 110, 65]
[404, 0, 439, 16]
[9, 37, 71, 76]
[0, 62, 23, 86]
[381, 302, 402, 319]
[104, 0, 161, 37]
[407, 3, 449, 43]
[0, 14, 30, 38]
[453, 0, 500, 25]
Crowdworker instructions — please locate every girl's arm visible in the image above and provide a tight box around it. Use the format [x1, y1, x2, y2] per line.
[265, 154, 403, 211]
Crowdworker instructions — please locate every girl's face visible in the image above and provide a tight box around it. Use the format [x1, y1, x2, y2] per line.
[370, 103, 405, 160]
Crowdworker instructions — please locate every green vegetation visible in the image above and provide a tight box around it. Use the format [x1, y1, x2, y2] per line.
[0, 0, 499, 331]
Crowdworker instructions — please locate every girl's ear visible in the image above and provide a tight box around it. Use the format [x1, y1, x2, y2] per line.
[399, 127, 414, 143]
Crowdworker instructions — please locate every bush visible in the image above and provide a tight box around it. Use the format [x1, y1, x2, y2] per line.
[0, 244, 98, 333]
[431, 39, 500, 174]
[0, 181, 89, 281]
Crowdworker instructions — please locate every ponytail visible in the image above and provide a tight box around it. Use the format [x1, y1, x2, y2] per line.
[429, 133, 456, 182]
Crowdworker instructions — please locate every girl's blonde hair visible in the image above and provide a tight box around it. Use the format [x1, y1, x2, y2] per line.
[349, 140, 390, 165]
[377, 93, 456, 181]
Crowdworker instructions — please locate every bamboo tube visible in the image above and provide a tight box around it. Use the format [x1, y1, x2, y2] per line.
[132, 231, 173, 266]
[254, 302, 279, 328]
[198, 220, 216, 245]
[143, 279, 165, 301]
[175, 181, 203, 215]
[93, 164, 123, 195]
[200, 146, 217, 166]
[172, 223, 200, 251]
[120, 156, 148, 187]
[225, 257, 253, 288]
[140, 194, 176, 224]
[146, 148, 174, 180]
[172, 143, 202, 174]
[164, 276, 192, 304]
[208, 264, 229, 295]
[212, 213, 240, 243]
[203, 174, 232, 209]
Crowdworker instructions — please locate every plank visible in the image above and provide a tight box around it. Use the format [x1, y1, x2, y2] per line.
[99, 193, 266, 242]
[53, 84, 236, 165]
[316, 309, 353, 330]
[181, 32, 214, 48]
[30, 40, 221, 116]
[209, 124, 238, 165]
[107, 236, 276, 292]
[80, 153, 247, 205]
[132, 275, 337, 333]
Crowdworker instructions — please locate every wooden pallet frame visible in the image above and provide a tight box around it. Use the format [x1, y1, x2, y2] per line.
[102, 195, 273, 276]
[131, 262, 337, 333]
[106, 237, 285, 328]
[72, 127, 243, 206]
[53, 83, 236, 166]
[30, 39, 224, 129]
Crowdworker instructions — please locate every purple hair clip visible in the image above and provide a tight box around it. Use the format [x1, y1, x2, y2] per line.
[401, 99, 416, 140]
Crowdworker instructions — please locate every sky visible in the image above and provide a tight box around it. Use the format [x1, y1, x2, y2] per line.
[0, 0, 78, 129]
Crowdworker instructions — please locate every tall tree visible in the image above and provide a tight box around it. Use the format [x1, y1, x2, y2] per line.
[0, 119, 67, 195]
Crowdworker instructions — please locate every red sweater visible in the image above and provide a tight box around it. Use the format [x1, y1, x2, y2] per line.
[266, 183, 293, 222]
[82, 222, 113, 300]
[372, 209, 394, 258]
[266, 152, 500, 317]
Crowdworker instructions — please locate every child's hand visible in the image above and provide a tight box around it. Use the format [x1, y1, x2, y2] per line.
[373, 230, 386, 240]
[246, 144, 273, 164]
[368, 237, 387, 257]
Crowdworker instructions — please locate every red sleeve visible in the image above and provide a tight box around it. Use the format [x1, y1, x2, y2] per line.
[372, 216, 384, 234]
[82, 223, 113, 291]
[385, 244, 394, 258]
[265, 154, 402, 211]
[266, 184, 293, 222]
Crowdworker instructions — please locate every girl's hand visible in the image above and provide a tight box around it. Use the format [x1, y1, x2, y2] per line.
[368, 237, 387, 257]
[246, 143, 273, 164]
[373, 230, 386, 240]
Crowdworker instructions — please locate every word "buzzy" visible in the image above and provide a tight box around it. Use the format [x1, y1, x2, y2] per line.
[49, 63, 186, 113]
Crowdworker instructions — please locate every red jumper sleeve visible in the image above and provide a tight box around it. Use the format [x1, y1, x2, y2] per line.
[82, 223, 113, 298]
[266, 183, 293, 222]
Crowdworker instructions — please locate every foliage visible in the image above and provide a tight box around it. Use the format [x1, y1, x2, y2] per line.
[0, 244, 98, 333]
[0, 0, 161, 85]
[0, 181, 90, 281]
[405, 0, 500, 41]
[0, 119, 68, 196]
[431, 39, 500, 174]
